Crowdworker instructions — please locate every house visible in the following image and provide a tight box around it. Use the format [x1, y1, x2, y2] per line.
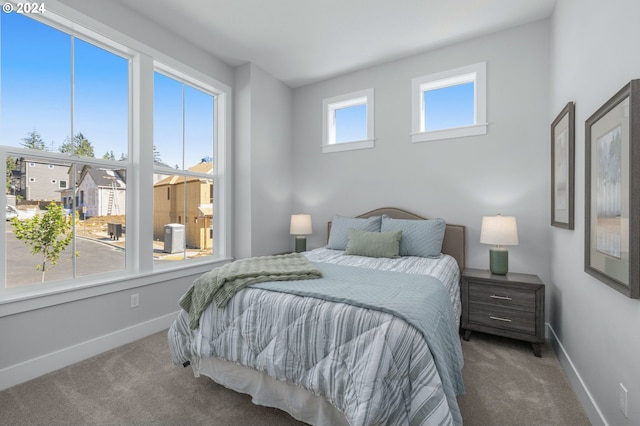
[16, 158, 70, 202]
[60, 166, 127, 218]
[0, 1, 638, 425]
[153, 161, 213, 249]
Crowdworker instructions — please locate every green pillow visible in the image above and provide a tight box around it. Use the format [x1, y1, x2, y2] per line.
[345, 228, 402, 258]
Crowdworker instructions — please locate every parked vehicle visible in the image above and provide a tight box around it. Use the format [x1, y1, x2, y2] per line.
[5, 205, 40, 221]
[6, 205, 19, 220]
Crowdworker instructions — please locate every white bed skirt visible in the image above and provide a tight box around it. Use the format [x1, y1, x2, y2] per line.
[194, 356, 350, 426]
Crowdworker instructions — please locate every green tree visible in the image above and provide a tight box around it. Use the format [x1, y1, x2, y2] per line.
[5, 156, 17, 193]
[103, 150, 116, 161]
[10, 203, 77, 283]
[21, 130, 46, 150]
[60, 132, 95, 157]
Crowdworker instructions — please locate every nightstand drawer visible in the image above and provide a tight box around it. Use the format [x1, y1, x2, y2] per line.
[468, 303, 536, 335]
[468, 281, 536, 312]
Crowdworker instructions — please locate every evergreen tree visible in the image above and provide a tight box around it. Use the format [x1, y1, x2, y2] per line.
[60, 132, 95, 157]
[103, 150, 116, 161]
[21, 130, 46, 150]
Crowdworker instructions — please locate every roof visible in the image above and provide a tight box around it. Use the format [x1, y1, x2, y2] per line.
[154, 162, 213, 187]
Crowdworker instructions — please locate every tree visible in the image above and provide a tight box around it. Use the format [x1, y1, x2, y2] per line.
[5, 156, 17, 193]
[60, 132, 95, 157]
[21, 130, 46, 150]
[103, 150, 116, 161]
[10, 203, 77, 283]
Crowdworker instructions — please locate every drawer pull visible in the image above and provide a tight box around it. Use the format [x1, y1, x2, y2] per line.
[490, 295, 512, 301]
[489, 316, 512, 322]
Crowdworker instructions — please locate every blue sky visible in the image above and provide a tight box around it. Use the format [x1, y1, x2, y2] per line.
[424, 82, 474, 131]
[1, 12, 214, 169]
[335, 104, 367, 143]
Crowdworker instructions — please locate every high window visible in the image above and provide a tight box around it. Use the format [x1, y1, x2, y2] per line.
[411, 62, 487, 143]
[322, 88, 375, 153]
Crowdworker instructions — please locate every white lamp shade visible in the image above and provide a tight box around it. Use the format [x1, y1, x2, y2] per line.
[290, 214, 312, 235]
[480, 215, 518, 246]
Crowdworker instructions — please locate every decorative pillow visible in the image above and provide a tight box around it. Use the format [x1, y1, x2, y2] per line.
[380, 214, 446, 258]
[327, 215, 382, 250]
[345, 229, 402, 258]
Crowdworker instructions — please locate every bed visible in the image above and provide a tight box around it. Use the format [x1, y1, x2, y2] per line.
[168, 207, 466, 425]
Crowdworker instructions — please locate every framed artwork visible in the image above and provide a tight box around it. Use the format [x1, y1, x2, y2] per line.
[551, 101, 575, 229]
[585, 80, 640, 299]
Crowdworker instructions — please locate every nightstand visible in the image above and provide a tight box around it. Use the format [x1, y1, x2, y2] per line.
[461, 268, 545, 357]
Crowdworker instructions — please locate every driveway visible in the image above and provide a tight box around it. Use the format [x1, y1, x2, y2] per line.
[6, 228, 126, 288]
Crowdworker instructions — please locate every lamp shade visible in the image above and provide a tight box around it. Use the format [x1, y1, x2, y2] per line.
[290, 214, 312, 235]
[480, 215, 518, 246]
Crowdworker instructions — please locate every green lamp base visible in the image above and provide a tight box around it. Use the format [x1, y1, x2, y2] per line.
[294, 236, 307, 253]
[489, 247, 509, 275]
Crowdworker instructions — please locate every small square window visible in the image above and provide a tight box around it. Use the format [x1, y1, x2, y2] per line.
[59, 180, 67, 189]
[322, 88, 374, 153]
[411, 62, 487, 143]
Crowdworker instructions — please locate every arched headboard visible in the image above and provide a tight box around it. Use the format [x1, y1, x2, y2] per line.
[328, 207, 465, 271]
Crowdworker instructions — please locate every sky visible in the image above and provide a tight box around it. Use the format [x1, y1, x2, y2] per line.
[423, 82, 474, 131]
[1, 11, 214, 170]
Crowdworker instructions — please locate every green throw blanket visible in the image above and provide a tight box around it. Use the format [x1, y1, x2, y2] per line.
[179, 253, 322, 329]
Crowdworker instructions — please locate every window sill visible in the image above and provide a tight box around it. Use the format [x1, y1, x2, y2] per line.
[411, 123, 487, 143]
[321, 139, 375, 154]
[0, 256, 232, 317]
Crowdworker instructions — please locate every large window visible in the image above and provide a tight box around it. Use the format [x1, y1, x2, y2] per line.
[322, 88, 375, 153]
[1, 12, 129, 288]
[153, 70, 216, 265]
[411, 62, 487, 143]
[0, 8, 229, 295]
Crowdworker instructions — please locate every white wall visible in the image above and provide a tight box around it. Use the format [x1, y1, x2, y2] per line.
[233, 63, 293, 258]
[549, 1, 640, 425]
[292, 20, 551, 282]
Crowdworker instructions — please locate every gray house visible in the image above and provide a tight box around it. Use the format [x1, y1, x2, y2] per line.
[18, 158, 70, 202]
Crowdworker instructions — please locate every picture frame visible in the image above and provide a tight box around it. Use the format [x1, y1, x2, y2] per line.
[585, 80, 640, 299]
[551, 101, 575, 229]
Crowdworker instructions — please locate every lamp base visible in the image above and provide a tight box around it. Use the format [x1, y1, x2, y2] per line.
[489, 247, 509, 275]
[294, 236, 307, 253]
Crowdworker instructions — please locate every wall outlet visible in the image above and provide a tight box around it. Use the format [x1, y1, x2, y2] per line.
[619, 383, 628, 418]
[130, 293, 139, 308]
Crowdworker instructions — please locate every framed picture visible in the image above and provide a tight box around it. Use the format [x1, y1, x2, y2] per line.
[551, 102, 575, 229]
[585, 80, 640, 299]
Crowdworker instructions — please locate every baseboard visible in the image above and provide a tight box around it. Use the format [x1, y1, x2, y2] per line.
[0, 311, 179, 392]
[546, 323, 608, 426]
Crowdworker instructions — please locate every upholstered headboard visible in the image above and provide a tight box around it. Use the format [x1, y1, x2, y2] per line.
[328, 207, 465, 271]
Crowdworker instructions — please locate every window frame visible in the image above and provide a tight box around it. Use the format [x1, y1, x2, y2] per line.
[0, 3, 232, 308]
[411, 62, 487, 143]
[322, 88, 375, 153]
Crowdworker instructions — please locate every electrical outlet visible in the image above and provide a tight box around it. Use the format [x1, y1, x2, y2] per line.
[130, 293, 139, 308]
[619, 383, 628, 418]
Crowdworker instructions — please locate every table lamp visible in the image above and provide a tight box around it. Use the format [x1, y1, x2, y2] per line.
[290, 214, 312, 253]
[480, 215, 518, 275]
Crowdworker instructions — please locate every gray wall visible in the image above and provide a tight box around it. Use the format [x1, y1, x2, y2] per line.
[292, 20, 551, 283]
[233, 63, 293, 258]
[550, 0, 640, 424]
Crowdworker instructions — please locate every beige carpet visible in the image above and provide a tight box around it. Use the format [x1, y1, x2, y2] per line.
[0, 330, 590, 425]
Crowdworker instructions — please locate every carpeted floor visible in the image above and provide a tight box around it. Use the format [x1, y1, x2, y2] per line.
[0, 330, 591, 425]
